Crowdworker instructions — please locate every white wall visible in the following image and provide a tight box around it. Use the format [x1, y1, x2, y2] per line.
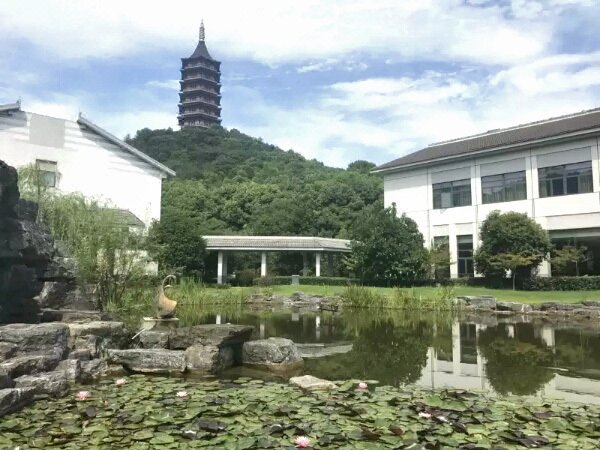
[0, 111, 165, 227]
[384, 136, 600, 277]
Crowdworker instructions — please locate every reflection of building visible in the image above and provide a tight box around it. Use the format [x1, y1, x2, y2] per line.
[178, 21, 222, 128]
[376, 108, 600, 278]
[417, 320, 600, 404]
[0, 102, 175, 227]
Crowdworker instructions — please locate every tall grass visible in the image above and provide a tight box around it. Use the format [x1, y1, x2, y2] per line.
[341, 285, 459, 311]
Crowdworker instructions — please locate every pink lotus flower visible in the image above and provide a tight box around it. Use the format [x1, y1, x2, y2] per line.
[357, 382, 368, 390]
[295, 436, 310, 448]
[176, 391, 188, 398]
[75, 390, 90, 401]
[115, 378, 126, 386]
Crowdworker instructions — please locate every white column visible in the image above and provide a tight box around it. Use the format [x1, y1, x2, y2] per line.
[538, 259, 551, 277]
[452, 320, 461, 375]
[315, 252, 321, 277]
[261, 252, 267, 277]
[449, 224, 459, 278]
[217, 251, 224, 285]
[541, 326, 555, 348]
[216, 314, 222, 325]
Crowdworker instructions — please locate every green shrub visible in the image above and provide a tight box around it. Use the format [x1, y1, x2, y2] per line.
[524, 276, 600, 291]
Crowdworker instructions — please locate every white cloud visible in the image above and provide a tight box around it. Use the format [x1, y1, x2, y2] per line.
[0, 0, 553, 66]
[145, 80, 180, 91]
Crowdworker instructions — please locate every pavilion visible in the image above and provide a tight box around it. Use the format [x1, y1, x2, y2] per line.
[203, 236, 351, 284]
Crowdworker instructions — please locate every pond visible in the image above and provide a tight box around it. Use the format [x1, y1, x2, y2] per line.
[185, 306, 600, 404]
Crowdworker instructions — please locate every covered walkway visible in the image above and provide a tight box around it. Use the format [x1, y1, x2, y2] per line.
[203, 236, 351, 284]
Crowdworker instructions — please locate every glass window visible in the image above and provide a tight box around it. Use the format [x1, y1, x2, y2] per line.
[457, 235, 474, 278]
[35, 159, 57, 188]
[539, 160, 593, 198]
[433, 179, 472, 209]
[432, 236, 450, 280]
[481, 170, 527, 204]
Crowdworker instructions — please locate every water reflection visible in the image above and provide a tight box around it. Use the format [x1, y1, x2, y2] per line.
[185, 306, 600, 404]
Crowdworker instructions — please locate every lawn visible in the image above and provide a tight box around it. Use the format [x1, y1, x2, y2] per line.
[262, 284, 600, 304]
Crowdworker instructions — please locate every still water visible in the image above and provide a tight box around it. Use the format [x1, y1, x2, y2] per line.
[187, 306, 600, 404]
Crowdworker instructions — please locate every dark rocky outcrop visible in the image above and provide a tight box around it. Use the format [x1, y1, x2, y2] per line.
[242, 337, 303, 371]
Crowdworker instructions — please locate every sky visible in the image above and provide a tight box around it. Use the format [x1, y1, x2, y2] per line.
[1, 0, 599, 168]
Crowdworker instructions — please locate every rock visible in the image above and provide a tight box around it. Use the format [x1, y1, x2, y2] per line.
[68, 321, 128, 351]
[582, 300, 600, 308]
[459, 296, 496, 310]
[106, 349, 186, 374]
[540, 302, 576, 311]
[57, 359, 81, 382]
[496, 301, 533, 313]
[0, 387, 35, 417]
[40, 308, 110, 323]
[0, 370, 14, 389]
[79, 359, 110, 382]
[0, 352, 62, 378]
[0, 323, 69, 355]
[242, 338, 303, 371]
[169, 324, 253, 350]
[185, 345, 234, 373]
[14, 371, 69, 397]
[289, 375, 336, 391]
[137, 330, 170, 349]
[71, 335, 101, 359]
[0, 342, 17, 361]
[34, 280, 95, 310]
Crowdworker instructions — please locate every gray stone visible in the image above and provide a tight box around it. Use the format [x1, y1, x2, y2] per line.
[185, 345, 234, 373]
[0, 352, 62, 378]
[582, 300, 600, 308]
[14, 371, 69, 397]
[0, 387, 35, 417]
[0, 323, 69, 356]
[79, 359, 109, 382]
[71, 335, 100, 358]
[540, 302, 576, 311]
[169, 324, 253, 350]
[459, 296, 496, 310]
[0, 369, 14, 389]
[68, 321, 128, 350]
[496, 301, 533, 313]
[289, 375, 336, 391]
[40, 308, 110, 323]
[106, 349, 186, 374]
[57, 359, 81, 382]
[242, 338, 303, 371]
[0, 342, 17, 361]
[138, 330, 170, 349]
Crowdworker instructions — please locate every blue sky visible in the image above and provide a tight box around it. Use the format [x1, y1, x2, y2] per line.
[1, 0, 599, 168]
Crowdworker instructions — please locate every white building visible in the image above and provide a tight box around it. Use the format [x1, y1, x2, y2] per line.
[375, 108, 600, 278]
[0, 101, 175, 227]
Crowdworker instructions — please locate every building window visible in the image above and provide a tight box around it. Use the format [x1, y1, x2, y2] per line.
[432, 236, 451, 280]
[35, 159, 57, 188]
[481, 170, 527, 204]
[457, 235, 474, 277]
[539, 161, 593, 198]
[433, 179, 472, 209]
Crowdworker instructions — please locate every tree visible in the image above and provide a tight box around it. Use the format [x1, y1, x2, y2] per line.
[551, 245, 587, 276]
[475, 211, 552, 284]
[429, 242, 451, 281]
[346, 203, 429, 286]
[347, 160, 376, 174]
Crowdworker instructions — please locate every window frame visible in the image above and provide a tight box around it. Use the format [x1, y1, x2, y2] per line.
[481, 170, 527, 204]
[432, 178, 472, 209]
[538, 160, 593, 198]
[35, 159, 58, 188]
[457, 235, 474, 278]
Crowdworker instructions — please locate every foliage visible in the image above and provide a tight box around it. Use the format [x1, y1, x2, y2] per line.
[341, 285, 458, 311]
[346, 204, 429, 286]
[524, 275, 600, 291]
[551, 245, 588, 276]
[3, 376, 600, 449]
[16, 163, 56, 222]
[428, 242, 451, 281]
[474, 211, 552, 285]
[253, 276, 359, 286]
[487, 253, 538, 290]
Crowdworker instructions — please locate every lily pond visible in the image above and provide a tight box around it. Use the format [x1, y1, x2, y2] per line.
[4, 306, 600, 449]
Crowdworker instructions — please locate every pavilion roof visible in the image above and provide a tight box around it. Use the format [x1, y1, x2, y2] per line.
[203, 236, 351, 252]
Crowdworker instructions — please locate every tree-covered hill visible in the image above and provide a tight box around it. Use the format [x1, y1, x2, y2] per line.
[127, 127, 383, 239]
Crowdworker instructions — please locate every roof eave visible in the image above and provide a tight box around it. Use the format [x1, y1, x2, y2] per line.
[0, 101, 21, 113]
[77, 115, 176, 177]
[373, 127, 600, 175]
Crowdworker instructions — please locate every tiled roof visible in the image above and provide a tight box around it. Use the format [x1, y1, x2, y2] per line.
[187, 41, 215, 61]
[376, 107, 600, 172]
[203, 236, 351, 252]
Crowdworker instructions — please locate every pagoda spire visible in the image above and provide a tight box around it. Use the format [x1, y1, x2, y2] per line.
[199, 20, 205, 42]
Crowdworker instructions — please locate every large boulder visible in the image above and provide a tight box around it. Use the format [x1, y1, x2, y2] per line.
[0, 352, 62, 378]
[0, 323, 69, 355]
[185, 344, 234, 373]
[137, 330, 170, 349]
[242, 338, 303, 371]
[56, 359, 81, 382]
[14, 370, 69, 397]
[168, 324, 253, 350]
[459, 296, 497, 310]
[106, 349, 186, 374]
[0, 387, 35, 417]
[289, 375, 336, 392]
[68, 321, 128, 351]
[79, 358, 113, 382]
[496, 301, 533, 313]
[0, 342, 17, 361]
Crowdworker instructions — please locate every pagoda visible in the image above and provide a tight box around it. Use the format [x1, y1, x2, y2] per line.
[178, 21, 222, 128]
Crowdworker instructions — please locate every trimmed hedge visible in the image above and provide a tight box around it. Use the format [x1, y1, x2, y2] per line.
[524, 276, 600, 291]
[253, 276, 359, 286]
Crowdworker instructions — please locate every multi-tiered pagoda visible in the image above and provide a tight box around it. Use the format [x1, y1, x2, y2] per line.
[178, 22, 222, 128]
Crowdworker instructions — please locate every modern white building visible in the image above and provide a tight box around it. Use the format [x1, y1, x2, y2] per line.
[375, 108, 600, 278]
[0, 101, 175, 227]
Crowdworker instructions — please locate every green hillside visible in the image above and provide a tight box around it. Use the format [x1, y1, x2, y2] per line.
[127, 126, 383, 238]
